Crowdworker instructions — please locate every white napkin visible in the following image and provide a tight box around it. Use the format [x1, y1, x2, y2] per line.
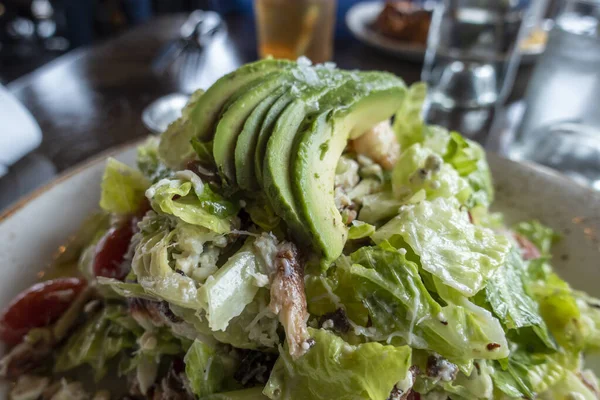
[0, 85, 42, 177]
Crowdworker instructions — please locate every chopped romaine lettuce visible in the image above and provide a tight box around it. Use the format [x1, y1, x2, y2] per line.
[347, 221, 375, 240]
[373, 198, 510, 297]
[540, 370, 599, 400]
[314, 246, 508, 362]
[357, 189, 403, 225]
[137, 136, 171, 182]
[146, 171, 239, 234]
[484, 247, 555, 350]
[190, 138, 215, 166]
[55, 305, 140, 380]
[443, 132, 494, 208]
[393, 82, 428, 151]
[199, 239, 266, 332]
[245, 196, 281, 232]
[184, 339, 235, 397]
[391, 143, 471, 205]
[99, 158, 149, 214]
[513, 220, 559, 256]
[264, 328, 412, 400]
[158, 89, 205, 169]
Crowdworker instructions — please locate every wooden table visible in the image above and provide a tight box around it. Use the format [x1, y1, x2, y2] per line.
[0, 13, 526, 210]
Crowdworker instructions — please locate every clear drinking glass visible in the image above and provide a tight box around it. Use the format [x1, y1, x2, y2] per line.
[422, 0, 531, 109]
[509, 0, 600, 190]
[254, 0, 336, 64]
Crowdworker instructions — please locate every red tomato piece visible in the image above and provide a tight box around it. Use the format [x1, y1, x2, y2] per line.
[93, 222, 134, 280]
[0, 278, 87, 345]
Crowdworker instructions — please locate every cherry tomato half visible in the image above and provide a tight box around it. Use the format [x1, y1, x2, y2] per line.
[93, 222, 134, 280]
[0, 278, 87, 345]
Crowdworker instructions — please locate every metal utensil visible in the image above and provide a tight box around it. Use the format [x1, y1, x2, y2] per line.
[143, 10, 225, 134]
[152, 10, 225, 90]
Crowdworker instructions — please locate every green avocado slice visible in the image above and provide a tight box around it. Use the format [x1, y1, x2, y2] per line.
[262, 68, 350, 242]
[235, 86, 288, 191]
[292, 72, 407, 262]
[158, 59, 294, 169]
[213, 71, 295, 185]
[254, 91, 295, 188]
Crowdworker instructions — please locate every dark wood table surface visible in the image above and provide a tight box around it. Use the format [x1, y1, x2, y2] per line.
[0, 13, 528, 210]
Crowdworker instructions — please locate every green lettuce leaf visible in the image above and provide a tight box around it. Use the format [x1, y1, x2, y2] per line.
[184, 340, 232, 397]
[191, 138, 215, 166]
[492, 350, 574, 398]
[528, 267, 587, 352]
[314, 246, 508, 362]
[443, 132, 494, 208]
[99, 158, 149, 214]
[171, 289, 279, 350]
[574, 291, 600, 352]
[372, 198, 510, 297]
[146, 172, 239, 233]
[391, 143, 471, 205]
[202, 388, 268, 399]
[137, 136, 172, 182]
[245, 196, 281, 231]
[264, 328, 412, 400]
[540, 370, 599, 399]
[484, 247, 555, 350]
[199, 239, 267, 332]
[347, 221, 375, 240]
[393, 82, 428, 151]
[55, 304, 139, 380]
[357, 190, 403, 225]
[158, 89, 205, 169]
[131, 216, 204, 309]
[513, 220, 559, 256]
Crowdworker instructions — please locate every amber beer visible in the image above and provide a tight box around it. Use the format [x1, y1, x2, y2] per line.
[255, 0, 336, 63]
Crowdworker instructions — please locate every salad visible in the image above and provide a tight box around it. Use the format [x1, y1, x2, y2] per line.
[1, 59, 599, 400]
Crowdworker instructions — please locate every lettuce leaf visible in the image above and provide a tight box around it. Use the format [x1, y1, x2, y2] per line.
[137, 136, 172, 182]
[443, 133, 494, 208]
[264, 328, 412, 400]
[317, 246, 508, 362]
[99, 158, 149, 214]
[184, 339, 234, 397]
[347, 221, 375, 240]
[146, 172, 238, 234]
[574, 291, 600, 352]
[131, 216, 204, 309]
[372, 198, 510, 297]
[190, 138, 215, 166]
[391, 143, 471, 205]
[393, 82, 428, 151]
[199, 239, 267, 331]
[158, 89, 205, 169]
[55, 305, 140, 380]
[202, 387, 268, 399]
[484, 247, 555, 350]
[357, 190, 403, 225]
[540, 370, 599, 399]
[492, 350, 574, 398]
[513, 220, 559, 256]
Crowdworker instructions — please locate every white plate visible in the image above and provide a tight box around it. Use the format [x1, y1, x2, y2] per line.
[346, 1, 545, 64]
[1, 141, 599, 395]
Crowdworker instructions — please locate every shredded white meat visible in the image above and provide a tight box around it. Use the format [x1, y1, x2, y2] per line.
[351, 120, 399, 170]
[268, 242, 311, 358]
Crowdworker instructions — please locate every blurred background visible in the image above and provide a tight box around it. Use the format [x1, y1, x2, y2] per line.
[1, 0, 598, 210]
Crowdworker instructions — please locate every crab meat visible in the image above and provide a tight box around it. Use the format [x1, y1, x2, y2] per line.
[269, 242, 311, 358]
[351, 120, 399, 170]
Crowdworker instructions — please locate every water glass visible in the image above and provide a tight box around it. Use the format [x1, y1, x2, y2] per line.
[422, 0, 530, 109]
[509, 0, 600, 190]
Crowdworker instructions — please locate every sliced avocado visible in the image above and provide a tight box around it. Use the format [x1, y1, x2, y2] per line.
[235, 85, 288, 191]
[213, 71, 297, 185]
[292, 72, 407, 261]
[158, 59, 294, 169]
[254, 91, 295, 187]
[262, 68, 350, 242]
